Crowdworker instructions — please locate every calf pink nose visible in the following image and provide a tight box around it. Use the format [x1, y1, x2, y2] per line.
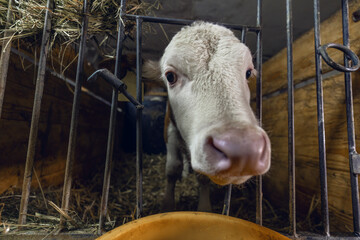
[206, 128, 270, 176]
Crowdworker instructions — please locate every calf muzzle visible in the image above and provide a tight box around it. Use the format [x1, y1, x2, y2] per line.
[204, 127, 271, 182]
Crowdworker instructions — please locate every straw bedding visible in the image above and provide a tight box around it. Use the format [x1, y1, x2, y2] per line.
[0, 153, 322, 236]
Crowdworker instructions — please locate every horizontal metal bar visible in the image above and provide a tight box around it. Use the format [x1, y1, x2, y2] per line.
[124, 14, 261, 32]
[297, 234, 360, 240]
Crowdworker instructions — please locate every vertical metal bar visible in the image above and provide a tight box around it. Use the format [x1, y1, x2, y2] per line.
[286, 0, 297, 236]
[18, 0, 53, 225]
[241, 28, 247, 44]
[98, 0, 127, 233]
[60, 0, 89, 227]
[342, 0, 360, 234]
[0, 0, 13, 119]
[223, 184, 232, 216]
[255, 0, 263, 226]
[223, 23, 250, 218]
[222, 21, 249, 219]
[313, 0, 330, 236]
[136, 16, 143, 219]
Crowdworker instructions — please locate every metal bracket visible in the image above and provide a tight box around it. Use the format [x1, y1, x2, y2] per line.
[351, 152, 360, 174]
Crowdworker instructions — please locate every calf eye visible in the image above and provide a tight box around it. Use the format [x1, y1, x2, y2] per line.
[246, 69, 252, 79]
[165, 71, 177, 85]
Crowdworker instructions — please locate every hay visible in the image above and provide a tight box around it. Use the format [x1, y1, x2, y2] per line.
[0, 154, 198, 234]
[0, 0, 160, 51]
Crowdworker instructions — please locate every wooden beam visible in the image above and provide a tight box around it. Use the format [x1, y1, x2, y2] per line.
[261, 64, 360, 232]
[250, 1, 360, 97]
[257, 1, 360, 232]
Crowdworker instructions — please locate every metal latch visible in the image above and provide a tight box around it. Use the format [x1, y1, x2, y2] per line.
[351, 153, 360, 174]
[88, 68, 144, 109]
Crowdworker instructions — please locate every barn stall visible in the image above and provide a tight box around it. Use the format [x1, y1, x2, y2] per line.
[0, 0, 359, 239]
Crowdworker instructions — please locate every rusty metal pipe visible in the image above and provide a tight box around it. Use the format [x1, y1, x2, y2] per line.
[60, 0, 89, 228]
[136, 16, 144, 220]
[18, 0, 53, 225]
[0, 0, 14, 119]
[255, 0, 263, 227]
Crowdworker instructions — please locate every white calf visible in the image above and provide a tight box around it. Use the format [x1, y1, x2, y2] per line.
[143, 22, 271, 211]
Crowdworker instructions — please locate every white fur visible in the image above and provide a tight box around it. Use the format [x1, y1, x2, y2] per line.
[160, 22, 262, 184]
[143, 22, 270, 211]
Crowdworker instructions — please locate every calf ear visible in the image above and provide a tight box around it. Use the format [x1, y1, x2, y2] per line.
[142, 60, 162, 81]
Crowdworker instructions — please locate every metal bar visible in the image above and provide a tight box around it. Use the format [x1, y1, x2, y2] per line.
[255, 0, 263, 226]
[18, 0, 53, 225]
[87, 68, 143, 108]
[0, 0, 13, 119]
[222, 184, 232, 216]
[342, 0, 360, 235]
[298, 235, 360, 240]
[286, 0, 296, 236]
[221, 7, 249, 221]
[88, 69, 126, 90]
[124, 14, 260, 32]
[313, 0, 330, 236]
[241, 28, 247, 44]
[136, 16, 143, 219]
[98, 0, 127, 233]
[239, 21, 249, 221]
[222, 18, 250, 219]
[60, 0, 89, 228]
[240, 29, 249, 224]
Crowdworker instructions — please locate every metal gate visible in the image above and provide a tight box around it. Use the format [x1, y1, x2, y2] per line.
[0, 0, 359, 239]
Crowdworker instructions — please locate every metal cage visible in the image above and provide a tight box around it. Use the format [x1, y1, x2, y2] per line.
[0, 0, 359, 239]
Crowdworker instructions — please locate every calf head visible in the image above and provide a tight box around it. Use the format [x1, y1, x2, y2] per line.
[145, 22, 271, 185]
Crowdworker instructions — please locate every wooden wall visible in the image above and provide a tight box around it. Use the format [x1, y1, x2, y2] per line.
[250, 1, 360, 232]
[0, 45, 115, 195]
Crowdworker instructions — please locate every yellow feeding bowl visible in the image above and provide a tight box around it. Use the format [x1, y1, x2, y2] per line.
[97, 212, 290, 240]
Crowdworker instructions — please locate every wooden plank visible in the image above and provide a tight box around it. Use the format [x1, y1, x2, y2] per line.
[0, 46, 114, 194]
[261, 71, 360, 232]
[249, 1, 360, 97]
[253, 1, 360, 232]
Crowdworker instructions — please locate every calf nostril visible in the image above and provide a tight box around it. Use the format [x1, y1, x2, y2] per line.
[206, 129, 270, 177]
[207, 137, 231, 171]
